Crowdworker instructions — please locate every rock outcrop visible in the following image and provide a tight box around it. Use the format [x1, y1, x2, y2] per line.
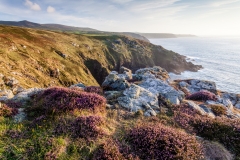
[101, 66, 240, 118]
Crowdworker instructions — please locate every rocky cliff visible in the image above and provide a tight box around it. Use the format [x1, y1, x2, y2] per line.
[0, 25, 201, 90]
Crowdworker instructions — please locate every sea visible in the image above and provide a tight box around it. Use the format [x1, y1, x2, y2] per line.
[150, 37, 240, 94]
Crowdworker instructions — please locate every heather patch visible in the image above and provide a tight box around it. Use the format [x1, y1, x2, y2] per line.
[29, 87, 106, 115]
[126, 124, 203, 160]
[193, 117, 240, 158]
[84, 86, 103, 95]
[92, 139, 126, 160]
[186, 90, 217, 101]
[55, 116, 105, 140]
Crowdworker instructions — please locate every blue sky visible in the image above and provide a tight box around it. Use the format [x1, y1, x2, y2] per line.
[0, 0, 240, 35]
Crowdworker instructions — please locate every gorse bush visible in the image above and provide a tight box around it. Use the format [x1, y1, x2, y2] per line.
[31, 87, 106, 114]
[0, 103, 18, 117]
[126, 124, 203, 160]
[209, 104, 227, 116]
[186, 90, 217, 101]
[84, 86, 103, 95]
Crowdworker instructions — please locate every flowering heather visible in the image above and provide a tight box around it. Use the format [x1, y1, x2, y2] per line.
[84, 86, 103, 95]
[32, 87, 106, 114]
[126, 124, 203, 160]
[186, 90, 217, 101]
[193, 117, 240, 158]
[92, 139, 125, 160]
[5, 100, 22, 108]
[92, 139, 139, 160]
[55, 116, 105, 140]
[71, 116, 105, 139]
[0, 103, 18, 117]
[173, 104, 201, 131]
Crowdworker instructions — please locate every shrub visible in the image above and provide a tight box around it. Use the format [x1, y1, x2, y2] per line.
[55, 116, 105, 140]
[5, 100, 22, 108]
[0, 103, 18, 117]
[209, 104, 227, 116]
[31, 87, 106, 114]
[173, 104, 201, 131]
[126, 124, 203, 160]
[84, 86, 103, 95]
[92, 139, 125, 160]
[193, 117, 240, 158]
[186, 90, 217, 101]
[173, 104, 240, 158]
[71, 116, 105, 139]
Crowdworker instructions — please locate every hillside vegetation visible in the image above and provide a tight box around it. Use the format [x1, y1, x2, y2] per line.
[0, 25, 200, 89]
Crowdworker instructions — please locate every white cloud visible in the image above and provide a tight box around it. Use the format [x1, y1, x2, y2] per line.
[47, 6, 55, 13]
[211, 0, 239, 7]
[25, 0, 41, 11]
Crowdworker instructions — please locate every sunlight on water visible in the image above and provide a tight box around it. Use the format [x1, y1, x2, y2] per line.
[150, 37, 240, 94]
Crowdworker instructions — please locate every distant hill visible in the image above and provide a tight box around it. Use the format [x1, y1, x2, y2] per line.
[0, 20, 149, 42]
[0, 20, 98, 32]
[138, 33, 197, 39]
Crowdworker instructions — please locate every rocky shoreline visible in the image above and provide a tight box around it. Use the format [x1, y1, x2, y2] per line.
[1, 66, 240, 121]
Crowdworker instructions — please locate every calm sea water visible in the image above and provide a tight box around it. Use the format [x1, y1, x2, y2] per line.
[150, 37, 240, 94]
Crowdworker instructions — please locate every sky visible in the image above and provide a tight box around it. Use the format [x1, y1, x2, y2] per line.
[0, 0, 240, 36]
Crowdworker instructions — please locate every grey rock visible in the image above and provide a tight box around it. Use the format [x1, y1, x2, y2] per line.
[14, 108, 26, 123]
[222, 93, 237, 105]
[110, 78, 130, 91]
[70, 83, 85, 88]
[186, 79, 217, 94]
[206, 100, 223, 106]
[11, 88, 43, 106]
[110, 71, 118, 75]
[104, 91, 122, 100]
[187, 100, 206, 115]
[187, 100, 215, 118]
[135, 66, 169, 80]
[139, 76, 183, 105]
[144, 109, 157, 117]
[117, 84, 159, 113]
[199, 104, 216, 118]
[235, 103, 240, 109]
[179, 81, 188, 88]
[222, 99, 234, 110]
[102, 73, 130, 91]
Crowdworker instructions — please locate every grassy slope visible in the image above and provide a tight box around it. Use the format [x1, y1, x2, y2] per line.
[0, 25, 108, 88]
[0, 25, 199, 89]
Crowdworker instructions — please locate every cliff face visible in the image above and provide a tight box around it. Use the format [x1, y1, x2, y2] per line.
[0, 25, 201, 89]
